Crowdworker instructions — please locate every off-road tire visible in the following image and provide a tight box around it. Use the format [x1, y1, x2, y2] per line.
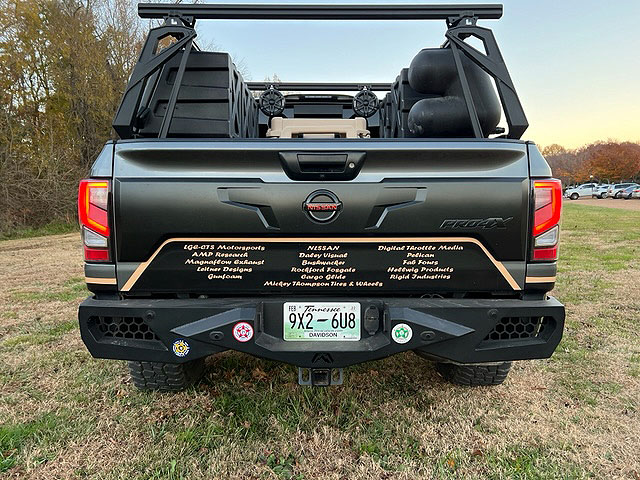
[435, 362, 511, 386]
[127, 359, 205, 392]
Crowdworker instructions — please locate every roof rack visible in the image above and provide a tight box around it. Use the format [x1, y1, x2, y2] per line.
[113, 3, 527, 140]
[137, 3, 503, 21]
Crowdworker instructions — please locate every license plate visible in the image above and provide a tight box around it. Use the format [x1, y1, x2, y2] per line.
[283, 302, 360, 341]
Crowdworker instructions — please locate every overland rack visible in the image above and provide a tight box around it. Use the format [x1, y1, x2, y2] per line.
[113, 3, 527, 139]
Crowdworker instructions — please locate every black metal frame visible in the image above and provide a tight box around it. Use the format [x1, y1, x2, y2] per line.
[445, 18, 528, 138]
[113, 3, 528, 140]
[247, 82, 391, 92]
[137, 3, 504, 21]
[112, 15, 197, 139]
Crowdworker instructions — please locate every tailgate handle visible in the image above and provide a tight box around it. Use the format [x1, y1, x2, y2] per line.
[279, 151, 366, 180]
[297, 154, 347, 172]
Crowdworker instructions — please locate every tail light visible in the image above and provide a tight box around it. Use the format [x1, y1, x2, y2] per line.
[532, 179, 562, 261]
[78, 179, 111, 262]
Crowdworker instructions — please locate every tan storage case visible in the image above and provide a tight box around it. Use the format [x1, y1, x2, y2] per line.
[266, 117, 370, 138]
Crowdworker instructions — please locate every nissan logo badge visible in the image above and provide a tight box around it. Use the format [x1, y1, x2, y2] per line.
[303, 190, 342, 223]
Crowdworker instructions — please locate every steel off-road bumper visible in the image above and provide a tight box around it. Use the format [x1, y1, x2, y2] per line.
[79, 296, 564, 370]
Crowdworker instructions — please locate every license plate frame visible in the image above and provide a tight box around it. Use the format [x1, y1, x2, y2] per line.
[283, 302, 361, 342]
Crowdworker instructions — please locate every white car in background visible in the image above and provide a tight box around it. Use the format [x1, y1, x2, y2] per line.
[632, 186, 640, 199]
[591, 184, 611, 198]
[564, 183, 596, 200]
[608, 183, 637, 198]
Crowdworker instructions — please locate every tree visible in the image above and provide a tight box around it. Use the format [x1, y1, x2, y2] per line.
[580, 142, 640, 183]
[0, 0, 142, 232]
[543, 141, 640, 186]
[542, 144, 567, 158]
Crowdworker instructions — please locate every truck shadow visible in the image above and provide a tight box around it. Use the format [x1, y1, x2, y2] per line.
[198, 350, 459, 413]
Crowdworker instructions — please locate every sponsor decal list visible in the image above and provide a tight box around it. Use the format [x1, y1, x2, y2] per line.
[176, 241, 466, 289]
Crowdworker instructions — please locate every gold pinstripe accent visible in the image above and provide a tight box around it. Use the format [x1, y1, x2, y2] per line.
[525, 276, 556, 283]
[85, 276, 117, 285]
[121, 237, 522, 292]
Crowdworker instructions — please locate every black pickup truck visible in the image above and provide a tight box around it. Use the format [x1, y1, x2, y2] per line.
[78, 3, 564, 390]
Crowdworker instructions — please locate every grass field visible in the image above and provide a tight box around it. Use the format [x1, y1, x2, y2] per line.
[1, 203, 639, 479]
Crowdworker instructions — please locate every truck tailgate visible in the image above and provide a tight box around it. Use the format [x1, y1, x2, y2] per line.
[113, 140, 530, 295]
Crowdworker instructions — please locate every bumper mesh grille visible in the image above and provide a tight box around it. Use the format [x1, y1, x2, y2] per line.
[89, 316, 159, 341]
[484, 316, 551, 341]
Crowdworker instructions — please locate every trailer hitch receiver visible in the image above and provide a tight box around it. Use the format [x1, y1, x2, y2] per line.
[298, 367, 344, 386]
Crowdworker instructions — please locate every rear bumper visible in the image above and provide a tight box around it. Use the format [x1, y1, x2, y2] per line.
[79, 296, 565, 368]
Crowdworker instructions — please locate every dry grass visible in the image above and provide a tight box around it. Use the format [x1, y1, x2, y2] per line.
[1, 204, 639, 479]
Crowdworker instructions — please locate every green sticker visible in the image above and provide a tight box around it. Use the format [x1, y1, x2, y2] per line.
[391, 323, 412, 344]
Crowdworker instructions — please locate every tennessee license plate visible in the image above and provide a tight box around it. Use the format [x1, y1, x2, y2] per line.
[283, 302, 361, 341]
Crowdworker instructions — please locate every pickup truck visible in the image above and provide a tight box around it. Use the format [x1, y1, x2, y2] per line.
[78, 3, 565, 390]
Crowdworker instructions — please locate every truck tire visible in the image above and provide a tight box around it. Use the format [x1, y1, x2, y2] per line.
[435, 362, 511, 386]
[127, 359, 205, 392]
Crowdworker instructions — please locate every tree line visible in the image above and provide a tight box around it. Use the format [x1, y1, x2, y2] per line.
[543, 141, 640, 187]
[0, 0, 142, 234]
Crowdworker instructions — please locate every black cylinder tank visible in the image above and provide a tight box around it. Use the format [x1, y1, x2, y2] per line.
[407, 48, 500, 137]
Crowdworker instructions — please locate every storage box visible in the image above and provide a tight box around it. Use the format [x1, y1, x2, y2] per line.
[137, 51, 257, 138]
[266, 117, 370, 138]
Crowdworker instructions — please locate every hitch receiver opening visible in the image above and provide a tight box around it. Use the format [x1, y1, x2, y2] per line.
[298, 367, 344, 386]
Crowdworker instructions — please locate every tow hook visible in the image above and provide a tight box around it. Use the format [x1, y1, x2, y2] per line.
[298, 367, 344, 386]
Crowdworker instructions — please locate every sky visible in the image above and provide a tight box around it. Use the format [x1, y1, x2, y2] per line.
[192, 0, 640, 148]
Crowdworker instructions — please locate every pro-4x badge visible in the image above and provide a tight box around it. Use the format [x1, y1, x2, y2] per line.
[440, 217, 513, 230]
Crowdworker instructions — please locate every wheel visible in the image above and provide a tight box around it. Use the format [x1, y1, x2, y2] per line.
[127, 359, 205, 392]
[614, 192, 621, 198]
[600, 193, 606, 199]
[570, 193, 579, 200]
[435, 362, 512, 386]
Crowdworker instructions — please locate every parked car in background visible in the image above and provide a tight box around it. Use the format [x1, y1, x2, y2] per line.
[591, 184, 611, 198]
[608, 183, 636, 198]
[621, 184, 639, 199]
[564, 183, 596, 200]
[632, 186, 640, 199]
